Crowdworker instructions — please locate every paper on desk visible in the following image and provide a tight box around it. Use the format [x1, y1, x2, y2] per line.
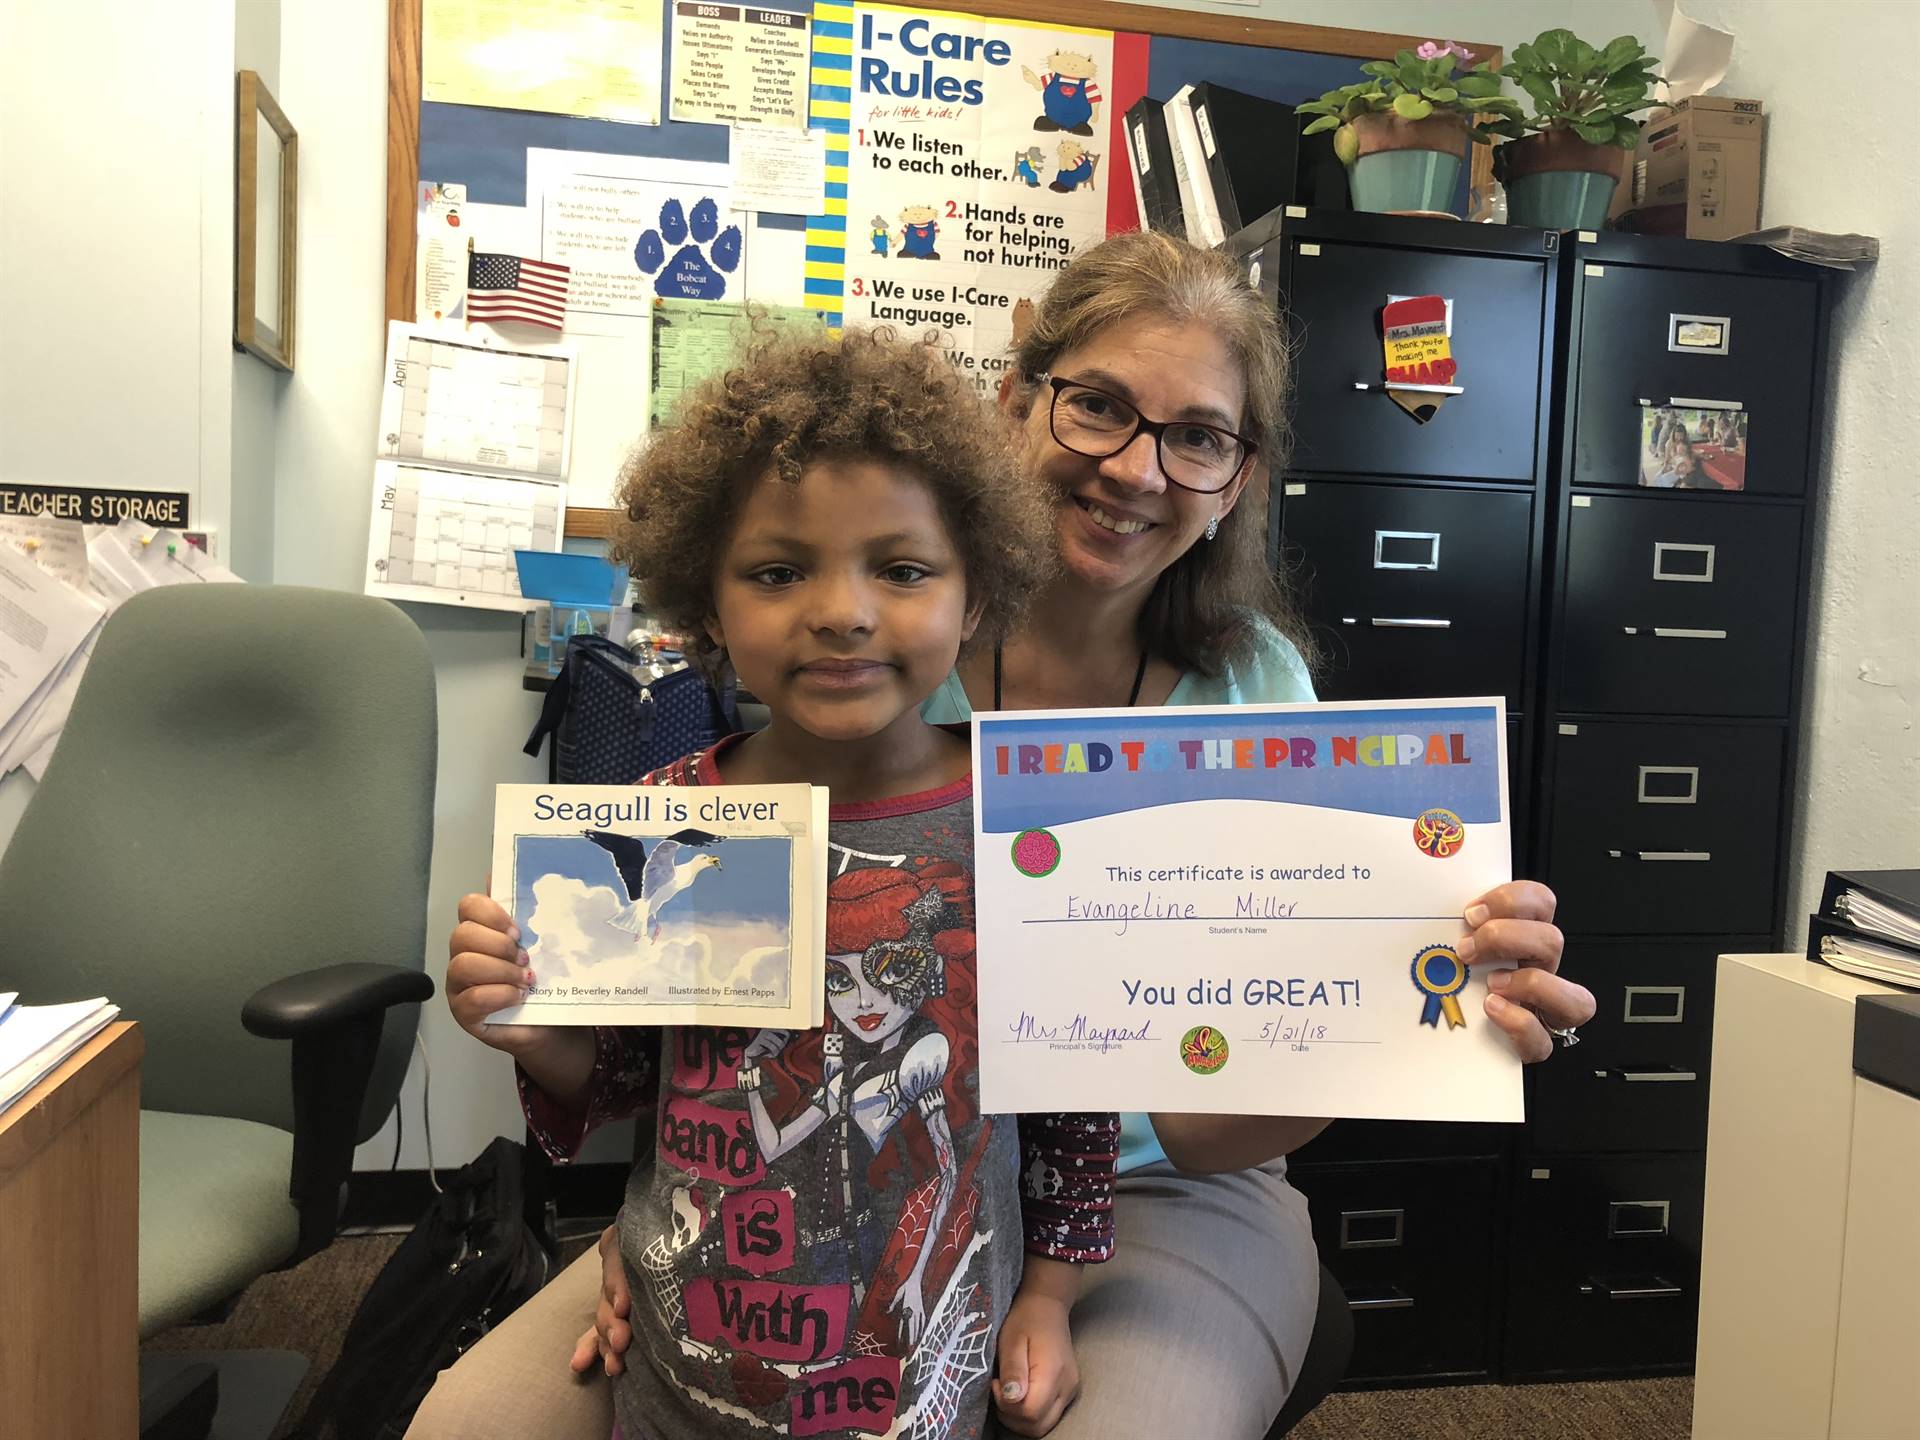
[0, 523, 238, 778]
[0, 998, 120, 1114]
[730, 127, 829, 215]
[0, 516, 89, 589]
[0, 544, 103, 751]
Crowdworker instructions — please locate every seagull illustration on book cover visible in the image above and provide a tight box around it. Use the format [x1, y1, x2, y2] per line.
[586, 827, 726, 941]
[512, 826, 795, 1007]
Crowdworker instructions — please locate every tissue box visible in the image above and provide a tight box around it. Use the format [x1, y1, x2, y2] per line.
[1610, 96, 1764, 241]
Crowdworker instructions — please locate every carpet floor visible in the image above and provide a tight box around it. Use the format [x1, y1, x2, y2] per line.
[145, 1234, 1695, 1439]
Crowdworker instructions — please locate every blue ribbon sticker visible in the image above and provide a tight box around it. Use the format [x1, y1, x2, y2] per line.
[1411, 943, 1469, 1029]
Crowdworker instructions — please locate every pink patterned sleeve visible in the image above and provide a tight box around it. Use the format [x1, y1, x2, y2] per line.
[1017, 1111, 1120, 1262]
[516, 1026, 660, 1163]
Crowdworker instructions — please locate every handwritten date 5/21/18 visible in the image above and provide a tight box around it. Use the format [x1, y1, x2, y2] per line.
[1259, 1018, 1329, 1049]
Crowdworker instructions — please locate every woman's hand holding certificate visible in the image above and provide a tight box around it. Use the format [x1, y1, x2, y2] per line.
[972, 698, 1525, 1122]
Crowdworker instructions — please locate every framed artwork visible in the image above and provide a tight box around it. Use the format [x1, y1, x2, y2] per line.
[236, 69, 298, 371]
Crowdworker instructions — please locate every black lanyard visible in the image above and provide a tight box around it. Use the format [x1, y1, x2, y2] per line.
[993, 643, 1149, 710]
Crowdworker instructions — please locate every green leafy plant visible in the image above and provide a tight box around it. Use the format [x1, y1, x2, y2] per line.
[1298, 42, 1522, 163]
[1487, 29, 1662, 148]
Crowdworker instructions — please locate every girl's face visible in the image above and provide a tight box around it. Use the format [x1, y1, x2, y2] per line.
[1010, 313, 1252, 603]
[707, 459, 981, 745]
[826, 953, 916, 1044]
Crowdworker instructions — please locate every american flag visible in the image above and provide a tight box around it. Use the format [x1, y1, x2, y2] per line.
[466, 252, 571, 330]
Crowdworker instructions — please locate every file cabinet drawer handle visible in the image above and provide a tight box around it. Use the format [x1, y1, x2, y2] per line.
[1618, 1069, 1699, 1083]
[1339, 1208, 1406, 1250]
[1621, 626, 1728, 640]
[1347, 1287, 1416, 1312]
[1608, 1199, 1672, 1237]
[1370, 617, 1452, 629]
[1608, 850, 1712, 862]
[1636, 395, 1744, 411]
[1585, 1276, 1685, 1301]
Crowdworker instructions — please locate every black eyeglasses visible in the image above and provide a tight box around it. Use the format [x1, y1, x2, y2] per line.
[1042, 375, 1256, 495]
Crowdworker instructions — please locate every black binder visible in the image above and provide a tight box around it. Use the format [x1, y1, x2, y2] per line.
[1818, 868, 1920, 929]
[1124, 97, 1182, 235]
[1188, 84, 1318, 236]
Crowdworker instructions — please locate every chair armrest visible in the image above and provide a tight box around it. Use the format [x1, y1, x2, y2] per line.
[242, 963, 436, 1263]
[242, 962, 435, 1039]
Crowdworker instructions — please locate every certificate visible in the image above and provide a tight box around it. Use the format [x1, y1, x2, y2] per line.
[972, 699, 1523, 1122]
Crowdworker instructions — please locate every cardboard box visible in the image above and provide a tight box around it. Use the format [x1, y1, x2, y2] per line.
[1610, 95, 1765, 240]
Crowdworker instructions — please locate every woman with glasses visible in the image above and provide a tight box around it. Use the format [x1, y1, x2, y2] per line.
[921, 229, 1592, 1439]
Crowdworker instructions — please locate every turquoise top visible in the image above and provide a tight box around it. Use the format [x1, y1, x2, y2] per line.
[924, 615, 1317, 1172]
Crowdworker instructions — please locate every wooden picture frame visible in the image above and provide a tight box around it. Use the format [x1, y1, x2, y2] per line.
[383, 0, 1498, 536]
[236, 70, 298, 371]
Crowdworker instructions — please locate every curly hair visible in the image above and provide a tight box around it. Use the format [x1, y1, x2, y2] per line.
[610, 324, 1053, 664]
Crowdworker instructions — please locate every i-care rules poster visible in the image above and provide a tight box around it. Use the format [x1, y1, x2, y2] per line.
[971, 699, 1525, 1122]
[838, 4, 1114, 389]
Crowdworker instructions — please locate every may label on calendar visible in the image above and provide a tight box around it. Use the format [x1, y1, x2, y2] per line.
[972, 699, 1524, 1122]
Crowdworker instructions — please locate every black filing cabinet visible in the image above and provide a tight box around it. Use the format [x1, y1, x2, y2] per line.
[1513, 230, 1827, 1379]
[1243, 211, 1830, 1384]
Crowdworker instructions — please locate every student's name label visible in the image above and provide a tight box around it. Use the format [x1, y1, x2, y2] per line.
[971, 699, 1524, 1122]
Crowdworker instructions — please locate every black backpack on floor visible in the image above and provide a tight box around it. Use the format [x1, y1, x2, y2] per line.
[296, 1137, 555, 1440]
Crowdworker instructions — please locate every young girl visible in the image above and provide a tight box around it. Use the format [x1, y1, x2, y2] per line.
[441, 327, 1118, 1440]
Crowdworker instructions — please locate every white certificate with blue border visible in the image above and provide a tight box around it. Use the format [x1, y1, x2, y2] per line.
[972, 698, 1524, 1122]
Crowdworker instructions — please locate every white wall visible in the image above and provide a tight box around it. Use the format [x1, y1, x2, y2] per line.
[1675, 0, 1920, 935]
[0, 0, 280, 839]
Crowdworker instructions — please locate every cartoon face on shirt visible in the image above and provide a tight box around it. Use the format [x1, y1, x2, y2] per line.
[900, 203, 938, 227]
[1046, 49, 1097, 81]
[827, 952, 917, 1045]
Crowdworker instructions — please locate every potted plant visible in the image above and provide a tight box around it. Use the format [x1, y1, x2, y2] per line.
[1299, 42, 1522, 217]
[1487, 30, 1662, 229]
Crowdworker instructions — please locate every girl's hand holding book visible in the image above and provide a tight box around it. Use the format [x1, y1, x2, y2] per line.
[446, 890, 594, 1100]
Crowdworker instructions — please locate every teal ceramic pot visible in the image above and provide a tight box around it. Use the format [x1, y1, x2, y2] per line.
[1348, 148, 1465, 216]
[1508, 169, 1618, 229]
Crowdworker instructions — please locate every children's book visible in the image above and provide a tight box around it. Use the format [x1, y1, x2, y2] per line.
[488, 783, 827, 1028]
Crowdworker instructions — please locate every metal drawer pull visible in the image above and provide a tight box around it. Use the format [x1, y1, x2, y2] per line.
[1621, 626, 1728, 640]
[1608, 850, 1712, 862]
[1353, 380, 1463, 395]
[1637, 766, 1700, 805]
[1624, 985, 1686, 1023]
[1636, 395, 1744, 411]
[1371, 617, 1452, 629]
[1587, 1276, 1685, 1301]
[1374, 530, 1441, 571]
[1652, 542, 1716, 584]
[1347, 1287, 1416, 1312]
[1339, 1208, 1406, 1250]
[1619, 1069, 1699, 1083]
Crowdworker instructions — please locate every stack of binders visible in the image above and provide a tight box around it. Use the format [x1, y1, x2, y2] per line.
[1808, 869, 1920, 990]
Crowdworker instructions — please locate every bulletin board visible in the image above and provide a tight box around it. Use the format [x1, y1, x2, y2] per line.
[384, 0, 1499, 538]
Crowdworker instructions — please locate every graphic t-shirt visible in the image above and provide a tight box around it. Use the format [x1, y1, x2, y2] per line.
[520, 737, 1119, 1440]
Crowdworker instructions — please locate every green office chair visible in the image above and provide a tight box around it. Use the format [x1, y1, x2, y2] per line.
[0, 584, 438, 1438]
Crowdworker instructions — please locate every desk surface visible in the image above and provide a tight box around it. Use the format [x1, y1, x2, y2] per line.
[0, 1019, 143, 1178]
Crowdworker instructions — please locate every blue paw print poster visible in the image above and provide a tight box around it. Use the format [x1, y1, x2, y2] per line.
[539, 161, 747, 318]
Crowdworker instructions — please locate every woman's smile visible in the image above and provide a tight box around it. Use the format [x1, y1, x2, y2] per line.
[1075, 496, 1158, 537]
[851, 1011, 888, 1032]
